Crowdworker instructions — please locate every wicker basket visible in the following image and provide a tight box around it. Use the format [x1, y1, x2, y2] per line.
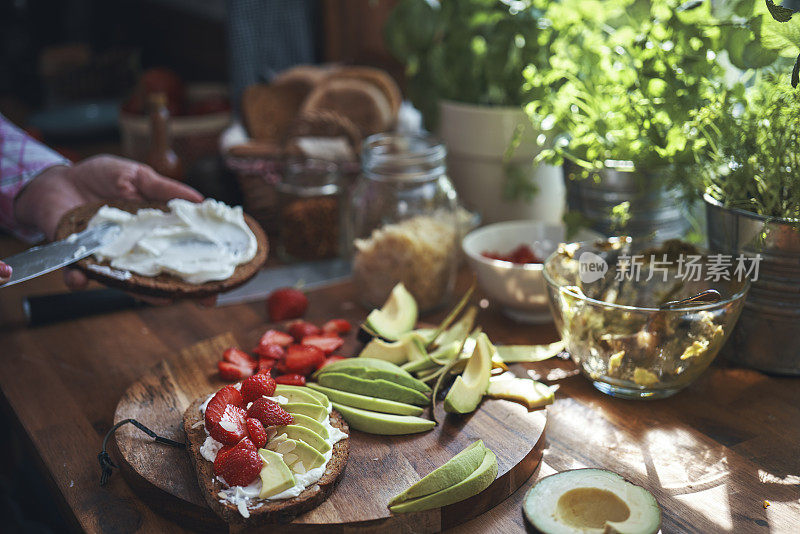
[119, 83, 231, 166]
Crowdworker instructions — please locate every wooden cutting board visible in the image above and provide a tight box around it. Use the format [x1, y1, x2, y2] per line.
[113, 332, 546, 533]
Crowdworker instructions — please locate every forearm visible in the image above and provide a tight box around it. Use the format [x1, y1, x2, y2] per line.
[0, 114, 71, 242]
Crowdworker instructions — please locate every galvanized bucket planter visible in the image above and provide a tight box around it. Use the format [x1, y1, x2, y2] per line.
[564, 162, 691, 241]
[705, 195, 800, 375]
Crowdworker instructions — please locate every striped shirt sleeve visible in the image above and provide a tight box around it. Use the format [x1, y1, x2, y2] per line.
[0, 113, 71, 242]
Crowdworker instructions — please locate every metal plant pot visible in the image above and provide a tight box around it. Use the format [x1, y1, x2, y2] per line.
[564, 162, 691, 240]
[705, 195, 800, 375]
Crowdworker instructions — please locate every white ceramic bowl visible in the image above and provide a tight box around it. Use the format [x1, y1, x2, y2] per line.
[462, 220, 592, 323]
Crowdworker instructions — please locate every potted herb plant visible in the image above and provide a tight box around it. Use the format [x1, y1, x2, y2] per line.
[687, 72, 800, 374]
[527, 0, 779, 239]
[383, 0, 565, 225]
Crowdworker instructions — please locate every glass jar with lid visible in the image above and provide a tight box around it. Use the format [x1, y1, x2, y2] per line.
[348, 133, 459, 312]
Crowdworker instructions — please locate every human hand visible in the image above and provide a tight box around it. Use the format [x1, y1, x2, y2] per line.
[14, 155, 214, 305]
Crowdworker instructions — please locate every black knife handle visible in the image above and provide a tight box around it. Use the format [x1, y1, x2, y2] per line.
[24, 289, 145, 326]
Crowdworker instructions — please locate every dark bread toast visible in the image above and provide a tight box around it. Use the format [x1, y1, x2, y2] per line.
[183, 396, 349, 527]
[54, 200, 268, 299]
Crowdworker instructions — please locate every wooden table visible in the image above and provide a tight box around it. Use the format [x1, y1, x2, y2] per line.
[1, 236, 799, 533]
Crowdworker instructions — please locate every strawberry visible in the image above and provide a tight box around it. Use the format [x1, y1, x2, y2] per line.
[246, 398, 294, 427]
[267, 288, 308, 322]
[223, 347, 257, 370]
[288, 320, 321, 342]
[240, 373, 277, 404]
[318, 355, 347, 370]
[283, 344, 325, 375]
[301, 334, 344, 355]
[257, 359, 275, 375]
[204, 386, 245, 444]
[274, 374, 307, 386]
[245, 418, 268, 448]
[208, 404, 248, 445]
[253, 343, 285, 361]
[258, 329, 294, 347]
[214, 437, 256, 470]
[218, 361, 252, 381]
[213, 438, 262, 487]
[322, 319, 352, 335]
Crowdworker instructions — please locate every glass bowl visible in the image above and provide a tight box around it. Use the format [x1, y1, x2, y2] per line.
[543, 237, 750, 399]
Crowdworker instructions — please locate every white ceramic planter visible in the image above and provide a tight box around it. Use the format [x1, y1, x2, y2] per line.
[438, 100, 565, 225]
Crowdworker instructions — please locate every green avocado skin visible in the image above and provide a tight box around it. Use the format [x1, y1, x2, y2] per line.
[388, 440, 486, 506]
[319, 366, 431, 394]
[389, 449, 499, 513]
[331, 402, 435, 435]
[307, 384, 424, 416]
[318, 373, 429, 406]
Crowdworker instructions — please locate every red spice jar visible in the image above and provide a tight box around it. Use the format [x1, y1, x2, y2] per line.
[276, 160, 343, 261]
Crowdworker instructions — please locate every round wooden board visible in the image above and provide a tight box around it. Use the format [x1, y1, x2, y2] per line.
[113, 333, 546, 533]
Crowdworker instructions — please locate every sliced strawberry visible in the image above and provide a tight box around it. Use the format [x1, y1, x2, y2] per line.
[301, 334, 344, 355]
[267, 288, 308, 322]
[253, 343, 285, 361]
[241, 373, 277, 403]
[213, 439, 262, 487]
[204, 385, 244, 431]
[223, 347, 257, 370]
[288, 320, 321, 342]
[322, 319, 352, 335]
[218, 361, 252, 381]
[283, 344, 325, 375]
[274, 373, 307, 386]
[258, 329, 294, 347]
[205, 386, 246, 444]
[246, 418, 268, 448]
[318, 355, 347, 370]
[214, 437, 256, 468]
[208, 404, 248, 445]
[257, 359, 275, 375]
[246, 397, 294, 427]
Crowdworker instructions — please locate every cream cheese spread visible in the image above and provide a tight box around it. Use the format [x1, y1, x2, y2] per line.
[199, 388, 347, 518]
[87, 199, 257, 284]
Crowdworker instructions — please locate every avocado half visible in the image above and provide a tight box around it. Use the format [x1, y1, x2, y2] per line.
[524, 469, 661, 534]
[365, 283, 418, 341]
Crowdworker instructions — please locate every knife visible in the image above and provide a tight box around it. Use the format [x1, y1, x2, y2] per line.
[23, 258, 352, 326]
[1, 223, 120, 287]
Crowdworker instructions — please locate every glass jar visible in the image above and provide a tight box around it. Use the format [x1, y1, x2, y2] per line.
[276, 160, 343, 262]
[348, 133, 459, 312]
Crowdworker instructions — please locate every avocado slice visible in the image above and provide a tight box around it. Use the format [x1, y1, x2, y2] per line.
[287, 412, 329, 439]
[276, 424, 331, 454]
[389, 449, 498, 513]
[434, 306, 477, 349]
[402, 341, 462, 374]
[308, 384, 424, 416]
[364, 283, 418, 341]
[317, 363, 430, 394]
[271, 386, 324, 407]
[523, 469, 661, 534]
[318, 372, 429, 405]
[357, 332, 427, 366]
[331, 402, 435, 435]
[282, 402, 327, 422]
[388, 440, 486, 506]
[268, 437, 326, 474]
[443, 333, 492, 414]
[275, 384, 330, 409]
[486, 377, 555, 410]
[257, 449, 296, 498]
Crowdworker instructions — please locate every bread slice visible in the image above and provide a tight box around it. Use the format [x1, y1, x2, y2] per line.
[183, 396, 350, 527]
[241, 82, 306, 142]
[302, 77, 393, 136]
[329, 66, 402, 118]
[54, 200, 268, 299]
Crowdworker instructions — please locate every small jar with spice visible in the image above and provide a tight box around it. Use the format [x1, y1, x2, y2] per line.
[348, 133, 459, 312]
[276, 160, 343, 262]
